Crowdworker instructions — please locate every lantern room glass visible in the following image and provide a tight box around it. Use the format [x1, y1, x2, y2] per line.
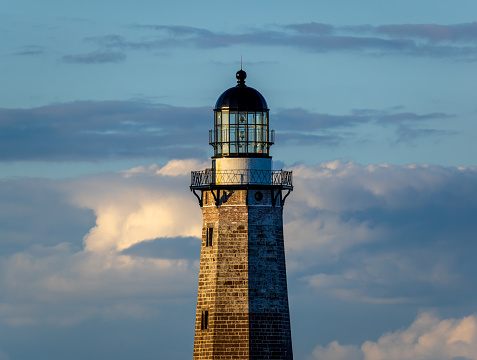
[212, 110, 273, 157]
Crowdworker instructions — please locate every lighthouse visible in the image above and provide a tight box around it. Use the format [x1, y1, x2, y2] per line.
[190, 69, 293, 359]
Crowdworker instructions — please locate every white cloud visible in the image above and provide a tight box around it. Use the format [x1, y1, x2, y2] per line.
[311, 312, 477, 360]
[70, 161, 203, 253]
[290, 161, 476, 212]
[155, 159, 210, 176]
[286, 161, 477, 305]
[0, 160, 203, 326]
[311, 341, 363, 360]
[122, 159, 209, 177]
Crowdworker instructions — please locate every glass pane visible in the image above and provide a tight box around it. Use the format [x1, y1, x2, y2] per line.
[229, 143, 236, 153]
[256, 113, 262, 125]
[264, 112, 268, 125]
[238, 143, 246, 153]
[248, 113, 254, 125]
[238, 127, 246, 142]
[216, 112, 221, 125]
[222, 127, 228, 142]
[222, 112, 229, 125]
[256, 126, 263, 142]
[230, 127, 236, 141]
[223, 143, 229, 153]
[230, 113, 236, 125]
[239, 113, 246, 124]
[248, 127, 255, 142]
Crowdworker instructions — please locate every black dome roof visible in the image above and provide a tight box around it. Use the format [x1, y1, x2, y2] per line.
[214, 70, 268, 110]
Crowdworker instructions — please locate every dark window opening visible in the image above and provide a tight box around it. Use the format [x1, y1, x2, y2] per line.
[206, 227, 213, 247]
[201, 310, 209, 330]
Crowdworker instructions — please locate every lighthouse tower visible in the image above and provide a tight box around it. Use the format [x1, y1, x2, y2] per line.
[190, 69, 293, 360]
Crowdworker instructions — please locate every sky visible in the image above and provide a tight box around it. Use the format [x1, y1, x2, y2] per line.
[1, 0, 477, 359]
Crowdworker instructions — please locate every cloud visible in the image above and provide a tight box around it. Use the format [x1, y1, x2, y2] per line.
[311, 312, 477, 360]
[11, 45, 45, 56]
[287, 22, 477, 58]
[286, 161, 477, 305]
[121, 236, 200, 261]
[67, 160, 203, 253]
[276, 108, 453, 131]
[0, 177, 94, 254]
[0, 160, 202, 327]
[83, 22, 477, 60]
[376, 22, 477, 43]
[394, 124, 456, 144]
[275, 108, 369, 131]
[62, 51, 126, 64]
[1, 159, 476, 359]
[0, 101, 210, 161]
[0, 101, 453, 163]
[154, 159, 209, 176]
[285, 23, 334, 35]
[311, 341, 363, 360]
[274, 107, 454, 147]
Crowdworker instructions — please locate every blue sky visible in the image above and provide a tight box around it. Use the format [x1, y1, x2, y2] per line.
[1, 1, 477, 360]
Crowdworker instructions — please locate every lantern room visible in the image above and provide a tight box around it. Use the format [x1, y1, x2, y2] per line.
[210, 69, 274, 157]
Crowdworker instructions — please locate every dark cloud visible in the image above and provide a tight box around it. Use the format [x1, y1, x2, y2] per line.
[274, 107, 454, 145]
[278, 132, 342, 147]
[84, 34, 127, 47]
[84, 22, 477, 60]
[285, 23, 334, 35]
[0, 177, 94, 254]
[122, 236, 200, 261]
[62, 51, 126, 64]
[0, 102, 454, 162]
[0, 101, 210, 161]
[394, 124, 456, 143]
[12, 45, 45, 56]
[376, 22, 477, 43]
[139, 24, 214, 38]
[376, 112, 453, 124]
[275, 108, 369, 131]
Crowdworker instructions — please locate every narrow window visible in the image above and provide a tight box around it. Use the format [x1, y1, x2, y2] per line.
[201, 310, 209, 330]
[206, 227, 213, 247]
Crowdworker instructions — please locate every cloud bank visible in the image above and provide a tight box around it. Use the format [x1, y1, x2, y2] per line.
[0, 160, 206, 328]
[1, 159, 476, 359]
[287, 161, 477, 306]
[0, 102, 453, 162]
[71, 22, 477, 61]
[311, 312, 477, 360]
[0, 101, 210, 161]
[62, 51, 126, 64]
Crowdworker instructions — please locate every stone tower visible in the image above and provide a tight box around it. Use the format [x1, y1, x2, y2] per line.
[190, 69, 293, 360]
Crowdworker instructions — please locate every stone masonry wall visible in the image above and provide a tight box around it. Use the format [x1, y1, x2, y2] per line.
[193, 189, 292, 360]
[248, 190, 293, 359]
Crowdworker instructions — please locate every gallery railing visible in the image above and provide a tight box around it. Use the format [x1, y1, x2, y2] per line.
[190, 169, 293, 189]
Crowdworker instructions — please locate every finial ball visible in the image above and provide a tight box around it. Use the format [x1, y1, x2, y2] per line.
[236, 69, 247, 86]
